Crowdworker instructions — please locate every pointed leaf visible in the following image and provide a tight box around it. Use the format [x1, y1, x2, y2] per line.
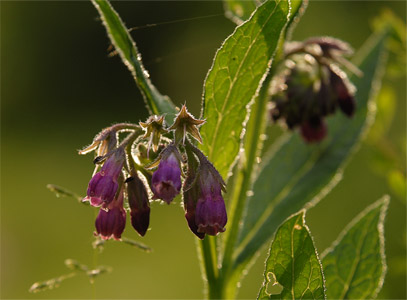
[91, 0, 176, 124]
[321, 196, 389, 299]
[235, 29, 390, 270]
[258, 211, 325, 300]
[200, 0, 291, 179]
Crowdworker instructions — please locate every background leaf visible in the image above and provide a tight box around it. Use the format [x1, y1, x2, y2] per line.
[234, 28, 390, 270]
[199, 0, 290, 179]
[91, 0, 177, 124]
[321, 196, 389, 299]
[258, 211, 325, 300]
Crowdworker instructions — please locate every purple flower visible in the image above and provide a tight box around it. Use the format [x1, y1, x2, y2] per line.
[192, 163, 227, 236]
[151, 146, 182, 204]
[127, 174, 150, 237]
[95, 188, 126, 240]
[83, 148, 125, 208]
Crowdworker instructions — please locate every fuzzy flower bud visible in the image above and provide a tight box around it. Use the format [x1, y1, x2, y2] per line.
[126, 174, 150, 237]
[300, 117, 327, 143]
[182, 152, 205, 239]
[329, 66, 356, 117]
[95, 188, 126, 240]
[151, 145, 182, 204]
[83, 148, 125, 207]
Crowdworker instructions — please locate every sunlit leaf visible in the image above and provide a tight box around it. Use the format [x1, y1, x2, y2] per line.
[321, 196, 389, 299]
[258, 211, 325, 300]
[200, 0, 290, 179]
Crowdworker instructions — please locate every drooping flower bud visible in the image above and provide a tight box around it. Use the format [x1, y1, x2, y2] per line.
[329, 66, 356, 117]
[195, 164, 227, 236]
[183, 145, 227, 236]
[126, 174, 150, 237]
[95, 188, 126, 240]
[169, 105, 205, 144]
[300, 117, 327, 143]
[182, 149, 205, 239]
[304, 36, 353, 58]
[151, 145, 182, 204]
[83, 148, 125, 207]
[270, 39, 357, 143]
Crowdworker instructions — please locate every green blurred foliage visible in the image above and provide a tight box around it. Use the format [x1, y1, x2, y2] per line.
[1, 1, 405, 299]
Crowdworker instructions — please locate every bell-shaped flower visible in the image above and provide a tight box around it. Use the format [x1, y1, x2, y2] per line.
[151, 146, 182, 204]
[126, 174, 150, 237]
[83, 148, 125, 208]
[94, 188, 126, 240]
[195, 167, 227, 236]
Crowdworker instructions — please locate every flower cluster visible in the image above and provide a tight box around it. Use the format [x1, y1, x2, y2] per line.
[80, 106, 227, 240]
[270, 37, 357, 143]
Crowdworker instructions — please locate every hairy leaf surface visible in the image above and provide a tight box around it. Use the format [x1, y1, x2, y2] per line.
[321, 196, 389, 299]
[200, 0, 290, 179]
[235, 29, 390, 269]
[258, 211, 325, 300]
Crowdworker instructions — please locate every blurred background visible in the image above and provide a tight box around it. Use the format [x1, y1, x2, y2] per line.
[1, 1, 405, 299]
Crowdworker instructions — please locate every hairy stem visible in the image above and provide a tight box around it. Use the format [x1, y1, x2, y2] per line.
[221, 72, 272, 280]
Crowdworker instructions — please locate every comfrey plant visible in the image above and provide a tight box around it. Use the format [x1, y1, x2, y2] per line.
[31, 0, 406, 299]
[80, 105, 227, 240]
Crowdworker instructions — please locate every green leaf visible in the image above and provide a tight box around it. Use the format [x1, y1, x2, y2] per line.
[321, 196, 389, 299]
[223, 0, 258, 25]
[200, 0, 290, 179]
[235, 29, 390, 270]
[91, 0, 176, 124]
[258, 210, 325, 300]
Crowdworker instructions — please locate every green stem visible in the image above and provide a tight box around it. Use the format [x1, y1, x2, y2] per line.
[220, 71, 274, 296]
[199, 237, 221, 299]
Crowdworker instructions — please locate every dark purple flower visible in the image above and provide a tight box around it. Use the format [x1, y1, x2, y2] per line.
[83, 148, 125, 208]
[183, 174, 205, 239]
[330, 69, 355, 117]
[300, 118, 327, 143]
[151, 146, 182, 204]
[126, 174, 150, 237]
[194, 166, 227, 236]
[95, 188, 126, 240]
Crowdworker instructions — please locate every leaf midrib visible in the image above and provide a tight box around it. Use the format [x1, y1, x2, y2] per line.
[339, 218, 372, 299]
